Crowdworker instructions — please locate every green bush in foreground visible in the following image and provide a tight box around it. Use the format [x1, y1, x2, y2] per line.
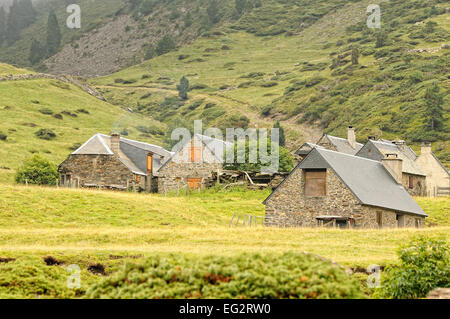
[15, 154, 59, 185]
[86, 253, 365, 299]
[377, 237, 449, 299]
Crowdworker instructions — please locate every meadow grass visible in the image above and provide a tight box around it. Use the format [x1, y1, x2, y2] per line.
[0, 78, 165, 184]
[0, 184, 448, 267]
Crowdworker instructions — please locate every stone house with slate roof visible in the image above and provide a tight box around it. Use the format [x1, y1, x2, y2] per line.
[58, 133, 232, 194]
[356, 139, 427, 196]
[58, 133, 173, 192]
[264, 148, 427, 229]
[157, 134, 233, 193]
[416, 143, 450, 197]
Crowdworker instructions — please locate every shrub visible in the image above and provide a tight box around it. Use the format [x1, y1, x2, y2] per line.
[377, 237, 449, 299]
[35, 129, 56, 140]
[0, 132, 7, 141]
[15, 155, 59, 185]
[86, 253, 365, 299]
[39, 108, 53, 115]
[225, 139, 293, 173]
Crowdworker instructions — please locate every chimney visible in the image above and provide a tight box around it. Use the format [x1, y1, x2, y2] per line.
[382, 154, 403, 184]
[111, 133, 121, 157]
[421, 142, 432, 155]
[348, 126, 356, 149]
[368, 136, 377, 141]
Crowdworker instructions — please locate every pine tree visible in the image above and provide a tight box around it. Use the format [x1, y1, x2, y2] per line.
[235, 0, 247, 15]
[46, 11, 61, 56]
[423, 83, 444, 132]
[207, 0, 220, 25]
[29, 39, 45, 65]
[156, 35, 176, 56]
[351, 47, 359, 65]
[177, 76, 189, 100]
[0, 7, 6, 46]
[273, 121, 286, 147]
[5, 0, 36, 45]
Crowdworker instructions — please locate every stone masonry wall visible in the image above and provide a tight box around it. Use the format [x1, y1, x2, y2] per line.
[402, 174, 427, 197]
[58, 154, 135, 188]
[265, 168, 425, 228]
[157, 136, 223, 193]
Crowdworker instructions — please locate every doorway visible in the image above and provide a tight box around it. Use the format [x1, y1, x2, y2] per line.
[187, 178, 202, 190]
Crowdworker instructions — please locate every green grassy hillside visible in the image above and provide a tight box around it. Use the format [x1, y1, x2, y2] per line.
[0, 66, 165, 183]
[91, 0, 449, 165]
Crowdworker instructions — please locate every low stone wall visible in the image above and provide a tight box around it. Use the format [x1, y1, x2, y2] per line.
[0, 73, 105, 101]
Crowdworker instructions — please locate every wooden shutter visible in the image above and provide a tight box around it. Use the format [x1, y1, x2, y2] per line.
[147, 154, 153, 174]
[190, 141, 202, 163]
[409, 176, 414, 189]
[304, 170, 326, 197]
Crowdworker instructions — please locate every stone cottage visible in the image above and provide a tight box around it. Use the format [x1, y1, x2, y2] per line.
[416, 143, 450, 197]
[157, 134, 233, 193]
[58, 133, 173, 192]
[264, 148, 427, 229]
[356, 139, 427, 196]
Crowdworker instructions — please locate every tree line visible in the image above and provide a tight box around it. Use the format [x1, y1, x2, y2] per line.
[0, 0, 62, 65]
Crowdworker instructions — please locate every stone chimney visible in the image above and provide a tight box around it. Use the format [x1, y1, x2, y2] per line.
[421, 142, 432, 155]
[111, 133, 121, 157]
[368, 136, 377, 141]
[382, 153, 403, 184]
[348, 126, 356, 149]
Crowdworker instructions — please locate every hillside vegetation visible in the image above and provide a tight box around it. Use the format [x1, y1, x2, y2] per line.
[89, 0, 449, 164]
[0, 65, 165, 183]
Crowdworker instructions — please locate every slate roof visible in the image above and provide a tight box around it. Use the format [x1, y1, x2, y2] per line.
[325, 134, 363, 155]
[157, 134, 233, 171]
[72, 133, 173, 176]
[294, 142, 325, 156]
[264, 148, 427, 217]
[361, 140, 426, 176]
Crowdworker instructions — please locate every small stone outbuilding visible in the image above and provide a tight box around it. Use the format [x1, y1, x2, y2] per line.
[264, 148, 427, 229]
[416, 143, 450, 197]
[356, 139, 427, 196]
[157, 134, 232, 193]
[58, 133, 173, 192]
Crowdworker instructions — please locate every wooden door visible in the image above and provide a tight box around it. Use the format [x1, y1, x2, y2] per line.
[187, 178, 202, 190]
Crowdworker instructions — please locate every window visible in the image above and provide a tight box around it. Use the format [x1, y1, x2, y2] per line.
[304, 170, 326, 197]
[409, 176, 414, 189]
[147, 153, 153, 174]
[376, 211, 383, 228]
[190, 141, 202, 163]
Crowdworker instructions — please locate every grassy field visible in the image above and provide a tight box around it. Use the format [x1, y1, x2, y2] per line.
[0, 184, 448, 298]
[0, 68, 166, 184]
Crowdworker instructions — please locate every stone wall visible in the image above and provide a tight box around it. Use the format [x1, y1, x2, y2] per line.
[58, 154, 136, 189]
[157, 136, 223, 193]
[265, 168, 425, 228]
[402, 174, 427, 197]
